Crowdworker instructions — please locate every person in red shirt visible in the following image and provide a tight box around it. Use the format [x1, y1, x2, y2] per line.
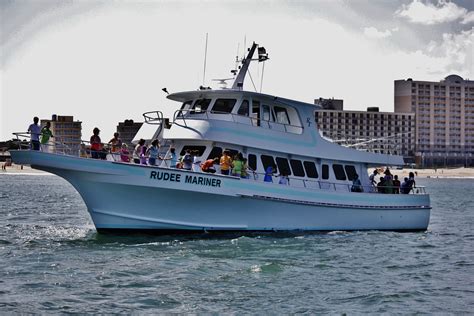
[201, 158, 218, 173]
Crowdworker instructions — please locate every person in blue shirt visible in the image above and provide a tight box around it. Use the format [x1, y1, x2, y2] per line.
[146, 139, 160, 166]
[264, 166, 274, 183]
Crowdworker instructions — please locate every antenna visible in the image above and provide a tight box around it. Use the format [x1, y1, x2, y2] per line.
[202, 33, 208, 86]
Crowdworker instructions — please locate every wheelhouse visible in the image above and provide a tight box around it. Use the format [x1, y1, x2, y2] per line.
[173, 92, 304, 134]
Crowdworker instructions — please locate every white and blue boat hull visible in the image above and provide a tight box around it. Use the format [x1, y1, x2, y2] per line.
[11, 151, 431, 233]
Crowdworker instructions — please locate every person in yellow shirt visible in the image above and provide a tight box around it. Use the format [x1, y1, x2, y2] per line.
[219, 150, 233, 175]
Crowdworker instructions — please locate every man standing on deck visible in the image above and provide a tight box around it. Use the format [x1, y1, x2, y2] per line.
[40, 121, 54, 152]
[27, 117, 41, 150]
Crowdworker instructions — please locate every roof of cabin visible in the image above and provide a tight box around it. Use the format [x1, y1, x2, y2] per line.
[167, 89, 321, 110]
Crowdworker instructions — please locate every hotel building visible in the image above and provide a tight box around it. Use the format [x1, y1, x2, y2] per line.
[116, 119, 143, 146]
[40, 115, 82, 155]
[395, 75, 474, 167]
[315, 99, 415, 160]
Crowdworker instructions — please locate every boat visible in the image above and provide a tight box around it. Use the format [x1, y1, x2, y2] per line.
[10, 42, 431, 233]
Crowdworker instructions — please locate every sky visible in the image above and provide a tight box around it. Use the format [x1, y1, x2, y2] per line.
[1, 0, 473, 141]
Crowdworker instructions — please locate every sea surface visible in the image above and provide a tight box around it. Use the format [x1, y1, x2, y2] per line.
[0, 174, 473, 314]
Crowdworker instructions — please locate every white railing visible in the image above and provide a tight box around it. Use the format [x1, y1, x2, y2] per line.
[12, 132, 427, 195]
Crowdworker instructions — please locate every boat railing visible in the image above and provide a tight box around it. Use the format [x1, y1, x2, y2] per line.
[249, 170, 426, 194]
[143, 111, 163, 125]
[12, 132, 128, 161]
[12, 132, 78, 155]
[173, 109, 304, 134]
[12, 132, 426, 195]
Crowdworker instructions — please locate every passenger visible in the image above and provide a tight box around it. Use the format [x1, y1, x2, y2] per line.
[146, 139, 159, 166]
[168, 148, 178, 168]
[232, 153, 244, 177]
[201, 158, 218, 173]
[90, 127, 102, 159]
[279, 172, 290, 185]
[219, 150, 232, 175]
[392, 175, 401, 194]
[120, 144, 130, 162]
[40, 121, 54, 153]
[384, 168, 394, 194]
[182, 149, 193, 170]
[400, 177, 410, 194]
[377, 177, 386, 193]
[108, 132, 122, 154]
[133, 139, 145, 164]
[351, 174, 363, 192]
[264, 166, 274, 183]
[369, 169, 378, 186]
[27, 117, 41, 151]
[407, 171, 416, 192]
[140, 143, 148, 165]
[192, 150, 201, 172]
[241, 158, 249, 178]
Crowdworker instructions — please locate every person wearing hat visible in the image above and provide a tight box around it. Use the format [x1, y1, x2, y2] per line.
[90, 127, 102, 159]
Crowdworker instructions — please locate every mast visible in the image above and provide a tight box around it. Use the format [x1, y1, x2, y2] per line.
[231, 42, 258, 90]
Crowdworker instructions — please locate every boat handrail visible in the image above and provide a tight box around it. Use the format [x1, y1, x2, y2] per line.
[12, 131, 426, 195]
[249, 170, 426, 194]
[143, 111, 163, 125]
[12, 132, 76, 155]
[172, 109, 304, 134]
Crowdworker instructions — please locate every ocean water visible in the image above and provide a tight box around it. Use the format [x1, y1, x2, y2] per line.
[0, 174, 473, 313]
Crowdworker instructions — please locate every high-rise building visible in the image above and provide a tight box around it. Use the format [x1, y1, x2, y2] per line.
[40, 115, 82, 155]
[395, 74, 474, 167]
[315, 107, 415, 160]
[314, 97, 344, 111]
[116, 120, 143, 146]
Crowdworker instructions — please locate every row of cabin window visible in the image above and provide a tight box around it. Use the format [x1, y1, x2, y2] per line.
[183, 98, 292, 126]
[180, 145, 358, 181]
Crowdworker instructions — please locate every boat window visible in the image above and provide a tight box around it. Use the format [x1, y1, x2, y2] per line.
[211, 99, 236, 114]
[333, 164, 347, 180]
[225, 148, 239, 159]
[275, 157, 291, 175]
[290, 159, 305, 177]
[252, 100, 261, 126]
[304, 161, 319, 178]
[207, 147, 222, 160]
[344, 165, 357, 181]
[238, 100, 250, 116]
[262, 104, 275, 122]
[181, 100, 193, 110]
[261, 155, 277, 172]
[191, 99, 211, 114]
[177, 100, 193, 117]
[274, 106, 290, 125]
[180, 145, 207, 156]
[248, 154, 257, 171]
[322, 164, 329, 180]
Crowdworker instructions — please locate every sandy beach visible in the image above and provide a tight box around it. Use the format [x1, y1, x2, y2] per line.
[1, 164, 50, 175]
[378, 167, 474, 179]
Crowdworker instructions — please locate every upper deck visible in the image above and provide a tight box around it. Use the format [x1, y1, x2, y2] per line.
[164, 89, 404, 166]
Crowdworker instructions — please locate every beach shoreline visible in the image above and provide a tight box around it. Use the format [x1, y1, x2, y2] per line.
[1, 164, 50, 175]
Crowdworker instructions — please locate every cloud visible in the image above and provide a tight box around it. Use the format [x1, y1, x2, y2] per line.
[425, 28, 473, 73]
[462, 11, 474, 24]
[363, 26, 393, 39]
[396, 0, 472, 25]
